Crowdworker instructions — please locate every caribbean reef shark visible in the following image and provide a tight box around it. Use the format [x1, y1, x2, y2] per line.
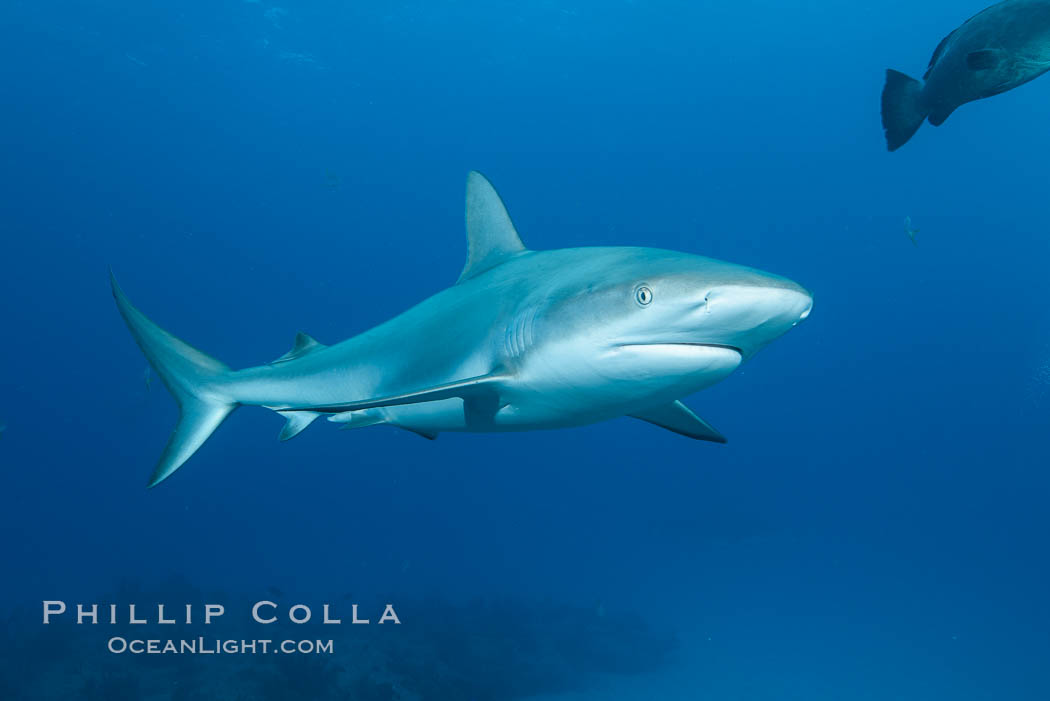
[112, 172, 812, 487]
[882, 0, 1050, 150]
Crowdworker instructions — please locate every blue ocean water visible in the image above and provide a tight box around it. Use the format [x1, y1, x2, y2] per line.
[2, 0, 1050, 698]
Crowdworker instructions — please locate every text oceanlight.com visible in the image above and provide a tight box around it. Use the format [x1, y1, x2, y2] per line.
[107, 637, 334, 655]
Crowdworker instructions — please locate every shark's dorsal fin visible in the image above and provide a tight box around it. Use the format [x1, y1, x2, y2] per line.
[458, 171, 527, 283]
[629, 401, 727, 443]
[273, 332, 326, 364]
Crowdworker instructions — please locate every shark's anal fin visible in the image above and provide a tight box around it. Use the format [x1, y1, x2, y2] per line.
[277, 411, 320, 441]
[273, 332, 326, 364]
[458, 171, 527, 282]
[629, 401, 727, 443]
[288, 373, 510, 414]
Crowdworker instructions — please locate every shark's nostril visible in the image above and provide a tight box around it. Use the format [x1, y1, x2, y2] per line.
[799, 304, 811, 321]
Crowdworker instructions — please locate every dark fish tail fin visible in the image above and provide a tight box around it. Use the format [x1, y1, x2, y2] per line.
[881, 69, 926, 151]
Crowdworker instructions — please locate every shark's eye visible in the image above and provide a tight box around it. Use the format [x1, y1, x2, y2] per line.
[635, 286, 653, 306]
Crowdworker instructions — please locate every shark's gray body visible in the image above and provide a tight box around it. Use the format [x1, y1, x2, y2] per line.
[881, 0, 1050, 150]
[114, 173, 811, 487]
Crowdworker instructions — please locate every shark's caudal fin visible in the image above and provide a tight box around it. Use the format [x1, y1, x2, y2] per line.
[880, 69, 927, 151]
[110, 273, 237, 487]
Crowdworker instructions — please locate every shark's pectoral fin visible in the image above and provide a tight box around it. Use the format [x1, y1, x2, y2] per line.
[967, 49, 1000, 71]
[277, 411, 321, 441]
[458, 172, 528, 282]
[289, 373, 511, 414]
[273, 332, 327, 364]
[629, 401, 727, 443]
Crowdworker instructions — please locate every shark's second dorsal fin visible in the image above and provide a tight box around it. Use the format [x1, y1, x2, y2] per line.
[273, 332, 326, 364]
[458, 171, 527, 283]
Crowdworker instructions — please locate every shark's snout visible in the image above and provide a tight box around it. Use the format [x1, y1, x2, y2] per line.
[753, 282, 812, 332]
[799, 297, 813, 321]
[787, 285, 813, 325]
[757, 282, 812, 346]
[698, 280, 811, 360]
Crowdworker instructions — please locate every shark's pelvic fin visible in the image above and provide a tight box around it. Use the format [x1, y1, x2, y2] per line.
[458, 171, 527, 282]
[286, 373, 510, 414]
[273, 332, 326, 364]
[328, 409, 439, 440]
[629, 401, 727, 443]
[329, 409, 388, 430]
[110, 272, 238, 486]
[277, 410, 320, 441]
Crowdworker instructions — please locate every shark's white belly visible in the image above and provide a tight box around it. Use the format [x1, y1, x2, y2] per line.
[383, 343, 743, 434]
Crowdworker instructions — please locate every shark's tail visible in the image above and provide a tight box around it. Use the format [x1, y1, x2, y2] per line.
[880, 69, 927, 151]
[110, 273, 237, 487]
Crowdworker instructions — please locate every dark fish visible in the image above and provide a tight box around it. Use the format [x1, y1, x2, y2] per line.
[882, 0, 1050, 150]
[905, 216, 919, 246]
